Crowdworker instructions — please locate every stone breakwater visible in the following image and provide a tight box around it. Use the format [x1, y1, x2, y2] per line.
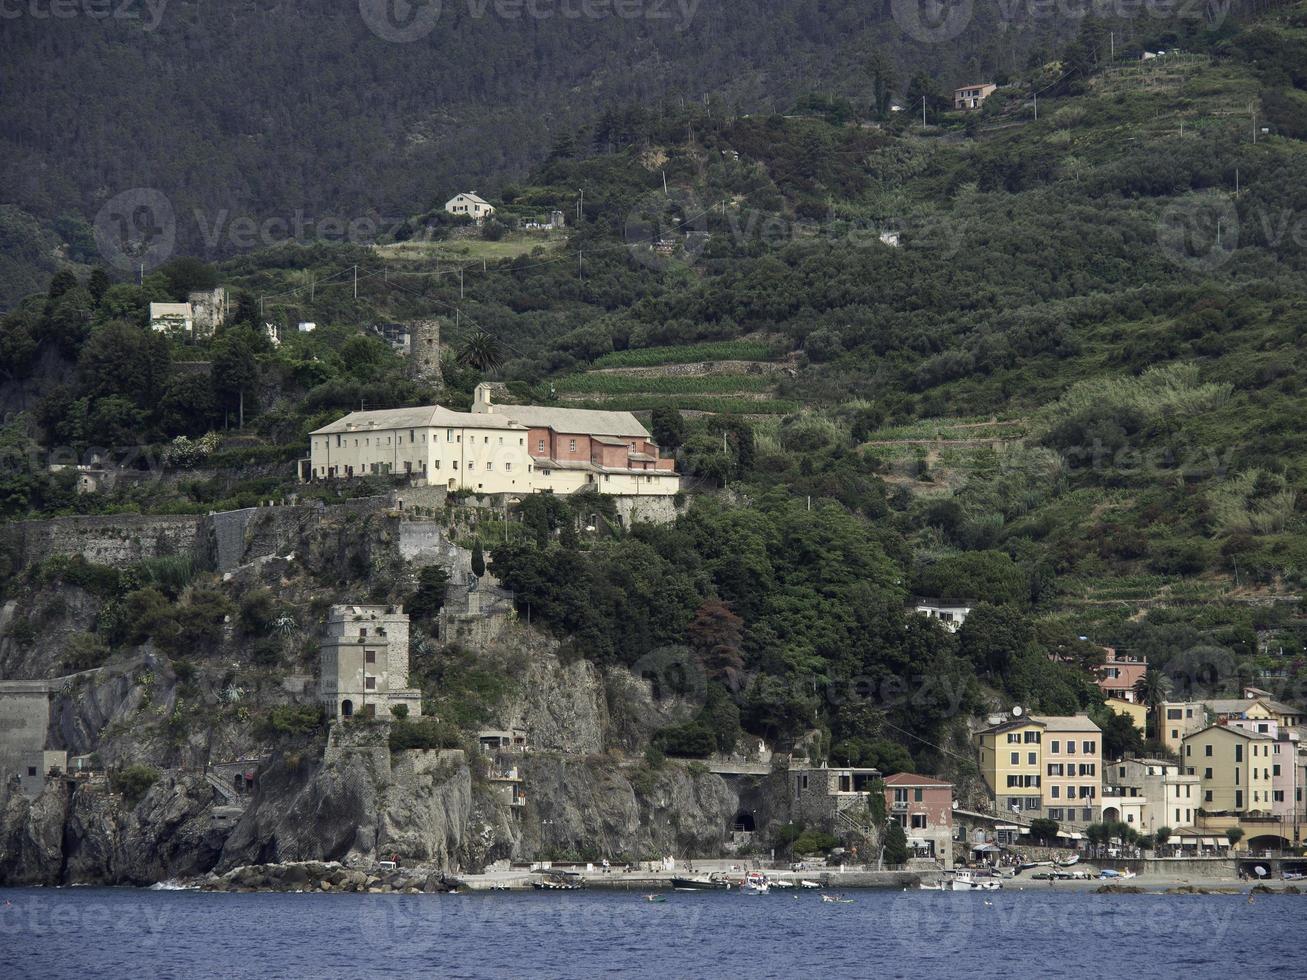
[200, 861, 464, 895]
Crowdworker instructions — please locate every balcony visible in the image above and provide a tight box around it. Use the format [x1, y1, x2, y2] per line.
[891, 801, 909, 813]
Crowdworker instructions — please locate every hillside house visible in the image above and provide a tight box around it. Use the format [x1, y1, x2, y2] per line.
[912, 598, 973, 633]
[954, 83, 997, 110]
[304, 387, 680, 496]
[1096, 647, 1148, 702]
[445, 192, 495, 223]
[149, 302, 193, 334]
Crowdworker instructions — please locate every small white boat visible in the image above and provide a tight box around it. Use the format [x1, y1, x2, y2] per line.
[951, 870, 1002, 892]
[800, 880, 821, 889]
[918, 881, 946, 891]
[770, 879, 795, 889]
[741, 872, 769, 895]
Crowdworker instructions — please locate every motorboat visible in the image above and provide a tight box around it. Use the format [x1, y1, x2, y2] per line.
[742, 872, 769, 894]
[800, 880, 822, 889]
[820, 894, 854, 904]
[770, 879, 795, 890]
[951, 870, 1002, 892]
[671, 874, 731, 891]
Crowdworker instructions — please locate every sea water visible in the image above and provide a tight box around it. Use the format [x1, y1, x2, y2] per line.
[0, 886, 1295, 978]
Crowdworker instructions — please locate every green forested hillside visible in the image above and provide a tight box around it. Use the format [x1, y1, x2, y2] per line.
[4, 4, 1307, 771]
[1, 0, 1256, 307]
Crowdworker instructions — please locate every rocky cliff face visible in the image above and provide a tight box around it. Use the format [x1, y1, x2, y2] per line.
[0, 509, 778, 885]
[0, 773, 224, 886]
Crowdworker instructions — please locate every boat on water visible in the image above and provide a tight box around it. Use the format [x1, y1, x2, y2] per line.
[951, 870, 1002, 892]
[820, 894, 854, 904]
[741, 872, 770, 895]
[643, 894, 667, 903]
[770, 879, 795, 890]
[531, 871, 585, 891]
[670, 874, 731, 891]
[918, 881, 946, 891]
[800, 880, 821, 890]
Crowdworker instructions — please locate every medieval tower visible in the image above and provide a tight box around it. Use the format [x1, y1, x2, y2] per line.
[409, 318, 443, 388]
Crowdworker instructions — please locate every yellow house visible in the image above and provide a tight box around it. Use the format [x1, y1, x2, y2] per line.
[1183, 724, 1276, 815]
[976, 718, 1045, 818]
[1157, 697, 1280, 755]
[1104, 698, 1147, 734]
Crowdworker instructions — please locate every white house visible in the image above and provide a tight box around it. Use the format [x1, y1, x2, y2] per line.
[445, 192, 496, 222]
[913, 598, 974, 632]
[149, 302, 194, 334]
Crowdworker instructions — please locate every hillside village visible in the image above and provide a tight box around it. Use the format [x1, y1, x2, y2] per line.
[3, 5, 1307, 893]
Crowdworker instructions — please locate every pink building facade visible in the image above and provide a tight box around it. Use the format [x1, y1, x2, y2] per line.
[884, 773, 954, 869]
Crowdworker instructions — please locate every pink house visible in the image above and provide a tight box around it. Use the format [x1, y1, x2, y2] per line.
[1095, 647, 1148, 702]
[883, 773, 954, 868]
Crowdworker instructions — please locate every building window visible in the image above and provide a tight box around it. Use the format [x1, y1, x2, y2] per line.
[506, 463, 512, 472]
[1027, 752, 1036, 765]
[569, 439, 577, 452]
[1082, 741, 1095, 754]
[486, 462, 493, 471]
[27, 767, 37, 777]
[914, 788, 923, 802]
[1050, 786, 1060, 799]
[365, 651, 376, 664]
[1010, 753, 1019, 765]
[364, 677, 376, 690]
[911, 814, 927, 829]
[538, 440, 545, 453]
[1007, 733, 1021, 744]
[1204, 768, 1212, 779]
[1050, 740, 1060, 754]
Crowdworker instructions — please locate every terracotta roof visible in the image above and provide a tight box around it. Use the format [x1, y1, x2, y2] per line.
[883, 773, 952, 787]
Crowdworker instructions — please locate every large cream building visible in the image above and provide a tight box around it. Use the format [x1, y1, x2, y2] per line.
[305, 385, 679, 497]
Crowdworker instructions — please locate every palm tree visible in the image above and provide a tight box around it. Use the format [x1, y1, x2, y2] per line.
[1134, 669, 1171, 741]
[1134, 668, 1171, 709]
[456, 330, 503, 374]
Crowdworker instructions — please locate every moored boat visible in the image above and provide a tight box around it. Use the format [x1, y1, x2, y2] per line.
[670, 875, 730, 891]
[951, 870, 1002, 892]
[741, 872, 769, 894]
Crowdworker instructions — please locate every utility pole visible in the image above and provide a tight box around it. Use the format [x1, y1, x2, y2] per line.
[353, 264, 358, 300]
[310, 276, 315, 302]
[663, 170, 669, 195]
[1034, 93, 1038, 121]
[459, 267, 464, 300]
[921, 96, 926, 128]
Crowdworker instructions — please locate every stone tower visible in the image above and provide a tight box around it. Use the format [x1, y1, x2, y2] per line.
[409, 319, 442, 388]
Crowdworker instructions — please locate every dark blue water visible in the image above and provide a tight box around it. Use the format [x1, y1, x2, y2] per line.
[0, 887, 1297, 979]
